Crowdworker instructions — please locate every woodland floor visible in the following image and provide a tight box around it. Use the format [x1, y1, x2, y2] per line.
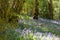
[15, 15, 60, 40]
[0, 15, 60, 40]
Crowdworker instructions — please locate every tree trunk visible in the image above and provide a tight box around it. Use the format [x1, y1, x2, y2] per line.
[48, 0, 53, 19]
[33, 0, 39, 19]
[11, 0, 25, 14]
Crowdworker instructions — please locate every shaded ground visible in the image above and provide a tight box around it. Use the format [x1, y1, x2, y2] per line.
[15, 16, 60, 40]
[18, 16, 60, 35]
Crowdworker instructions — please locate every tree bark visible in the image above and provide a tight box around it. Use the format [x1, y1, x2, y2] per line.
[11, 0, 25, 14]
[48, 0, 53, 19]
[33, 0, 39, 19]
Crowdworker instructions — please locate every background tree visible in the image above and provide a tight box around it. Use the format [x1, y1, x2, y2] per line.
[0, 0, 25, 40]
[48, 0, 53, 19]
[33, 0, 39, 19]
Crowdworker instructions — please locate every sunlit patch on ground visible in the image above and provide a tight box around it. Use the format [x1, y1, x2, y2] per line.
[15, 28, 60, 40]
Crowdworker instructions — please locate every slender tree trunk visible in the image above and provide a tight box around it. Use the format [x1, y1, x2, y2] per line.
[33, 0, 39, 19]
[11, 0, 25, 14]
[48, 0, 53, 19]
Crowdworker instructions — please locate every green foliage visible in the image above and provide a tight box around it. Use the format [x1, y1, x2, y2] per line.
[53, 0, 60, 20]
[38, 0, 48, 18]
[0, 0, 60, 40]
